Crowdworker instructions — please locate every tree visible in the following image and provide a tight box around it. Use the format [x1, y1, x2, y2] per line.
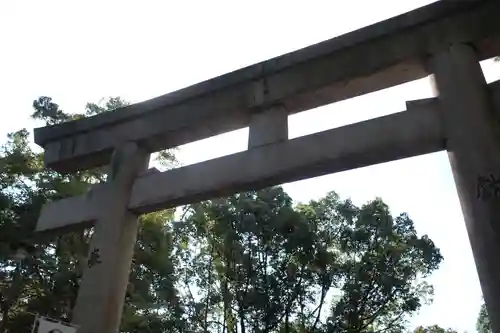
[176, 189, 443, 333]
[477, 302, 492, 333]
[0, 97, 181, 333]
[1, 96, 443, 333]
[304, 193, 442, 333]
[174, 188, 304, 333]
[413, 325, 458, 333]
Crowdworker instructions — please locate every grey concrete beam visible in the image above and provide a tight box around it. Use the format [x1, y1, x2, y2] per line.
[35, 168, 158, 233]
[130, 99, 444, 214]
[36, 98, 444, 232]
[248, 106, 288, 148]
[34, 0, 500, 172]
[36, 191, 98, 233]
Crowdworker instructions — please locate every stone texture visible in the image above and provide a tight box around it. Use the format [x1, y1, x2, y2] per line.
[35, 168, 159, 233]
[34, 80, 500, 233]
[29, 5, 500, 332]
[36, 98, 445, 234]
[71, 142, 150, 333]
[34, 0, 500, 172]
[248, 106, 288, 148]
[431, 44, 500, 333]
[130, 101, 444, 214]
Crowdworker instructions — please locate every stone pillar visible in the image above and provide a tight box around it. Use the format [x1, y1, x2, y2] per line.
[431, 44, 500, 332]
[248, 106, 288, 149]
[72, 142, 150, 333]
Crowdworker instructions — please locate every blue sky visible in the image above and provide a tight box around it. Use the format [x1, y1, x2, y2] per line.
[1, 1, 500, 332]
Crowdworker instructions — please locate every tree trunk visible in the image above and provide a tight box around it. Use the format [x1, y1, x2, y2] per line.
[0, 309, 9, 333]
[238, 309, 245, 333]
[285, 310, 290, 333]
[222, 278, 229, 333]
[204, 245, 214, 333]
[0, 261, 23, 333]
[312, 286, 327, 331]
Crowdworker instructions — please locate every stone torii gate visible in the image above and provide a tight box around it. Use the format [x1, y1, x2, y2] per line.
[33, 1, 500, 333]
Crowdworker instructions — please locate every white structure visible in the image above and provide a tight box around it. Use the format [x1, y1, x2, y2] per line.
[32, 316, 78, 333]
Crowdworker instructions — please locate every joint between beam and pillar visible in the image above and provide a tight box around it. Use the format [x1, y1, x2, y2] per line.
[71, 142, 150, 333]
[430, 42, 500, 333]
[248, 105, 288, 149]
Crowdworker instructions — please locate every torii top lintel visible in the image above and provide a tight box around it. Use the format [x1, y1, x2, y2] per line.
[34, 0, 500, 173]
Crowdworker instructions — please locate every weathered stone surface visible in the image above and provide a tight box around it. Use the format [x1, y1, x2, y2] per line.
[34, 0, 500, 172]
[71, 142, 150, 333]
[248, 106, 288, 148]
[30, 2, 500, 332]
[431, 44, 500, 333]
[36, 98, 444, 232]
[130, 100, 444, 214]
[36, 168, 157, 233]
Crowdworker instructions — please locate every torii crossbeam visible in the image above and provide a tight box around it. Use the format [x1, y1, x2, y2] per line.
[33, 1, 500, 333]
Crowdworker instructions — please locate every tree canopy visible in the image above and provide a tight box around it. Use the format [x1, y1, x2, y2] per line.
[477, 302, 492, 333]
[0, 96, 443, 333]
[413, 325, 457, 333]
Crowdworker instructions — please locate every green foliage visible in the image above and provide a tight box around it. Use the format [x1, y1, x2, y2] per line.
[413, 325, 458, 333]
[477, 302, 492, 333]
[176, 190, 442, 333]
[0, 97, 178, 333]
[85, 97, 178, 169]
[85, 97, 129, 116]
[0, 96, 443, 333]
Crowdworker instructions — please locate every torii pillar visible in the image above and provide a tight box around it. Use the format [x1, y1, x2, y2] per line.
[431, 43, 500, 332]
[71, 142, 150, 333]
